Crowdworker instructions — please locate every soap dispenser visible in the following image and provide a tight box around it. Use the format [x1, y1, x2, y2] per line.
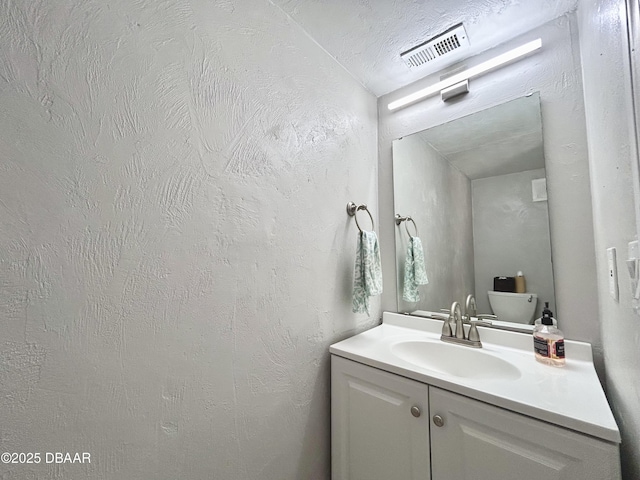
[533, 302, 565, 367]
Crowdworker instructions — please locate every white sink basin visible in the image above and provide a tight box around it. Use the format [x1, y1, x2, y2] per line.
[390, 340, 521, 380]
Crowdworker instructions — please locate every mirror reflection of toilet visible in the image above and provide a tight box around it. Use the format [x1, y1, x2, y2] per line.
[488, 291, 538, 324]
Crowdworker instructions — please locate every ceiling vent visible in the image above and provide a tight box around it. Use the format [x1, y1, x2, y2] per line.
[401, 24, 470, 70]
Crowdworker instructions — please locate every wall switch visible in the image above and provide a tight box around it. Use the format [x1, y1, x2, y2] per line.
[607, 247, 619, 301]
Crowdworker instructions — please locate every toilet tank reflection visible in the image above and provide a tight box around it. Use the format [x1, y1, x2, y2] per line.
[488, 291, 538, 324]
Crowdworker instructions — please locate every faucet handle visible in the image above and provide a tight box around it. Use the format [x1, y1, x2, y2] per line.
[472, 320, 493, 327]
[477, 314, 497, 322]
[441, 316, 453, 337]
[467, 322, 482, 344]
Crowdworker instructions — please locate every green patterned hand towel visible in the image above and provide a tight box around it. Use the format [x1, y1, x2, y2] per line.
[352, 231, 383, 314]
[403, 236, 429, 302]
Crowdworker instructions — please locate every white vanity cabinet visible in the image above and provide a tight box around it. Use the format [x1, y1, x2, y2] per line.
[331, 355, 431, 480]
[332, 355, 621, 480]
[429, 386, 621, 480]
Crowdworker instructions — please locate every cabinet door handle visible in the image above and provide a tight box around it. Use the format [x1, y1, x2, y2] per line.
[410, 406, 421, 418]
[432, 414, 445, 427]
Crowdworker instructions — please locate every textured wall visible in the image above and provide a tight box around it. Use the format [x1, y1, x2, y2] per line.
[392, 134, 474, 313]
[578, 1, 640, 478]
[472, 169, 555, 319]
[0, 1, 378, 478]
[378, 14, 601, 357]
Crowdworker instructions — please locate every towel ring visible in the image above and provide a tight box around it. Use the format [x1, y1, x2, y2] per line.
[347, 202, 374, 233]
[404, 217, 418, 238]
[395, 214, 419, 238]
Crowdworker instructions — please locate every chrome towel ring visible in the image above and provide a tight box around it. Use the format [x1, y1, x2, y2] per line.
[347, 202, 375, 233]
[395, 214, 419, 238]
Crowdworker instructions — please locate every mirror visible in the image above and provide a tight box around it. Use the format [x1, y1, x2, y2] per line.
[392, 93, 556, 327]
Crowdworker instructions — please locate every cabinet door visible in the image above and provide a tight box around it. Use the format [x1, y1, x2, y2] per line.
[331, 356, 431, 480]
[429, 387, 621, 480]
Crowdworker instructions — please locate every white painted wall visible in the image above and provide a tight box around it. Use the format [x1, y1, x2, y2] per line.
[392, 134, 474, 312]
[472, 169, 555, 319]
[378, 14, 602, 362]
[0, 1, 378, 478]
[578, 1, 640, 478]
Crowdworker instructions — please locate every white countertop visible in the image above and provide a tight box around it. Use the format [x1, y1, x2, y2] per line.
[330, 312, 621, 444]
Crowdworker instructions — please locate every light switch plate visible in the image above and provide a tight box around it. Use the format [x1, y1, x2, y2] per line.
[607, 247, 619, 301]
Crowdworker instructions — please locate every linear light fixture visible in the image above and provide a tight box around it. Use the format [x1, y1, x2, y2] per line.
[388, 38, 542, 111]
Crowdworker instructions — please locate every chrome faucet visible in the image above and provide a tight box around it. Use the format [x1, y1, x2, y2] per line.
[439, 295, 498, 348]
[440, 299, 483, 348]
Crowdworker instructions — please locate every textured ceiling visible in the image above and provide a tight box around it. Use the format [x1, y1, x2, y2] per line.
[417, 93, 544, 180]
[271, 0, 578, 96]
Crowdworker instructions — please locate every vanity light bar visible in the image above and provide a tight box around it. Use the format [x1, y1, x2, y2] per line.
[388, 38, 542, 111]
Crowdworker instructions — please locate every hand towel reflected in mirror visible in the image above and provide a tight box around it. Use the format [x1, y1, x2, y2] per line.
[403, 236, 428, 302]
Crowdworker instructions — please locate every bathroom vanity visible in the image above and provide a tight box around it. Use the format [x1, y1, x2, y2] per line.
[330, 312, 621, 480]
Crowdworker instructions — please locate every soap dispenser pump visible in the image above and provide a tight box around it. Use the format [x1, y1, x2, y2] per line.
[533, 302, 565, 367]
